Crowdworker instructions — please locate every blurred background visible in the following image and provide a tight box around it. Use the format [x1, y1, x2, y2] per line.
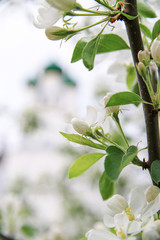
[0, 0, 159, 239]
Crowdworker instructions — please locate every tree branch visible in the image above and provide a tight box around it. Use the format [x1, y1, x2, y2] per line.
[123, 0, 160, 173]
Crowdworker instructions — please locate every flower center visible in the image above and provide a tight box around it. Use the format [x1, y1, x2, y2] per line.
[116, 228, 126, 239]
[125, 206, 135, 221]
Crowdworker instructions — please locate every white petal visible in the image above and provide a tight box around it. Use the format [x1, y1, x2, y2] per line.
[33, 7, 60, 29]
[71, 118, 89, 135]
[128, 220, 142, 234]
[106, 194, 128, 214]
[141, 194, 160, 220]
[103, 206, 115, 228]
[86, 229, 118, 240]
[114, 212, 129, 232]
[129, 187, 146, 217]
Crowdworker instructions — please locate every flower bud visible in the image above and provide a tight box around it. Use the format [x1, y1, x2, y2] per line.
[149, 61, 159, 92]
[71, 118, 90, 135]
[45, 26, 75, 40]
[138, 50, 150, 65]
[145, 185, 160, 202]
[103, 93, 119, 115]
[151, 39, 160, 65]
[137, 62, 147, 79]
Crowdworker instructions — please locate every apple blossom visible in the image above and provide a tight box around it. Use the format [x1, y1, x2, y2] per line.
[103, 187, 160, 229]
[142, 220, 160, 240]
[45, 26, 76, 40]
[33, 3, 61, 29]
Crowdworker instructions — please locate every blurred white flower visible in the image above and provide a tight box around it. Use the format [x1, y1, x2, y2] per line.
[33, 2, 61, 29]
[151, 39, 160, 65]
[103, 187, 160, 228]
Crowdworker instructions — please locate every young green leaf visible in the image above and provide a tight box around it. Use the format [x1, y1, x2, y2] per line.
[151, 160, 160, 184]
[105, 146, 124, 181]
[137, 2, 157, 18]
[140, 23, 152, 39]
[69, 152, 105, 178]
[121, 145, 138, 169]
[82, 34, 102, 70]
[71, 36, 93, 63]
[60, 132, 106, 150]
[80, 238, 87, 240]
[105, 91, 146, 107]
[152, 20, 160, 40]
[97, 34, 130, 54]
[99, 171, 115, 200]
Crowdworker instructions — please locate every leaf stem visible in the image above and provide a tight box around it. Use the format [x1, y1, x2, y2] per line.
[113, 114, 130, 148]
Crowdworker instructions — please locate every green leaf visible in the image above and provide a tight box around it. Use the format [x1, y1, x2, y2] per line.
[105, 91, 145, 107]
[152, 20, 160, 40]
[105, 146, 124, 181]
[137, 2, 157, 18]
[121, 146, 138, 169]
[71, 37, 93, 63]
[99, 171, 115, 200]
[82, 33, 102, 70]
[120, 12, 138, 20]
[21, 225, 38, 237]
[151, 160, 160, 184]
[140, 23, 152, 39]
[80, 238, 87, 240]
[97, 34, 130, 54]
[60, 132, 106, 150]
[69, 152, 105, 178]
[72, 34, 130, 67]
[126, 65, 136, 90]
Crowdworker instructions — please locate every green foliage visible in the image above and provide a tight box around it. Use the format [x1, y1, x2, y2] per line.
[140, 23, 152, 39]
[80, 238, 87, 240]
[105, 91, 145, 107]
[60, 132, 106, 150]
[151, 160, 160, 184]
[69, 153, 105, 178]
[152, 20, 160, 40]
[71, 34, 130, 70]
[21, 224, 38, 237]
[137, 2, 157, 18]
[105, 146, 124, 181]
[83, 32, 102, 71]
[99, 171, 115, 200]
[121, 146, 138, 169]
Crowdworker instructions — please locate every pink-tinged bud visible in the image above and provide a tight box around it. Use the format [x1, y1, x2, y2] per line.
[145, 185, 160, 202]
[138, 50, 150, 65]
[71, 118, 89, 135]
[151, 39, 160, 65]
[103, 93, 119, 115]
[137, 62, 147, 78]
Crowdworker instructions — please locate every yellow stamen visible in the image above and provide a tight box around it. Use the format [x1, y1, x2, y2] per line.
[125, 206, 135, 221]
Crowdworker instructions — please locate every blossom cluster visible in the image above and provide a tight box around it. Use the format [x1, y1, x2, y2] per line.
[86, 186, 160, 240]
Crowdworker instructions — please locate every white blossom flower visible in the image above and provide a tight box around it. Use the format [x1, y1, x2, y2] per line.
[33, 2, 61, 29]
[151, 39, 160, 65]
[103, 187, 160, 229]
[86, 212, 138, 240]
[145, 185, 160, 203]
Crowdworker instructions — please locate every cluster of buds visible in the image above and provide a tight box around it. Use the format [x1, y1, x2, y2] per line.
[137, 44, 160, 109]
